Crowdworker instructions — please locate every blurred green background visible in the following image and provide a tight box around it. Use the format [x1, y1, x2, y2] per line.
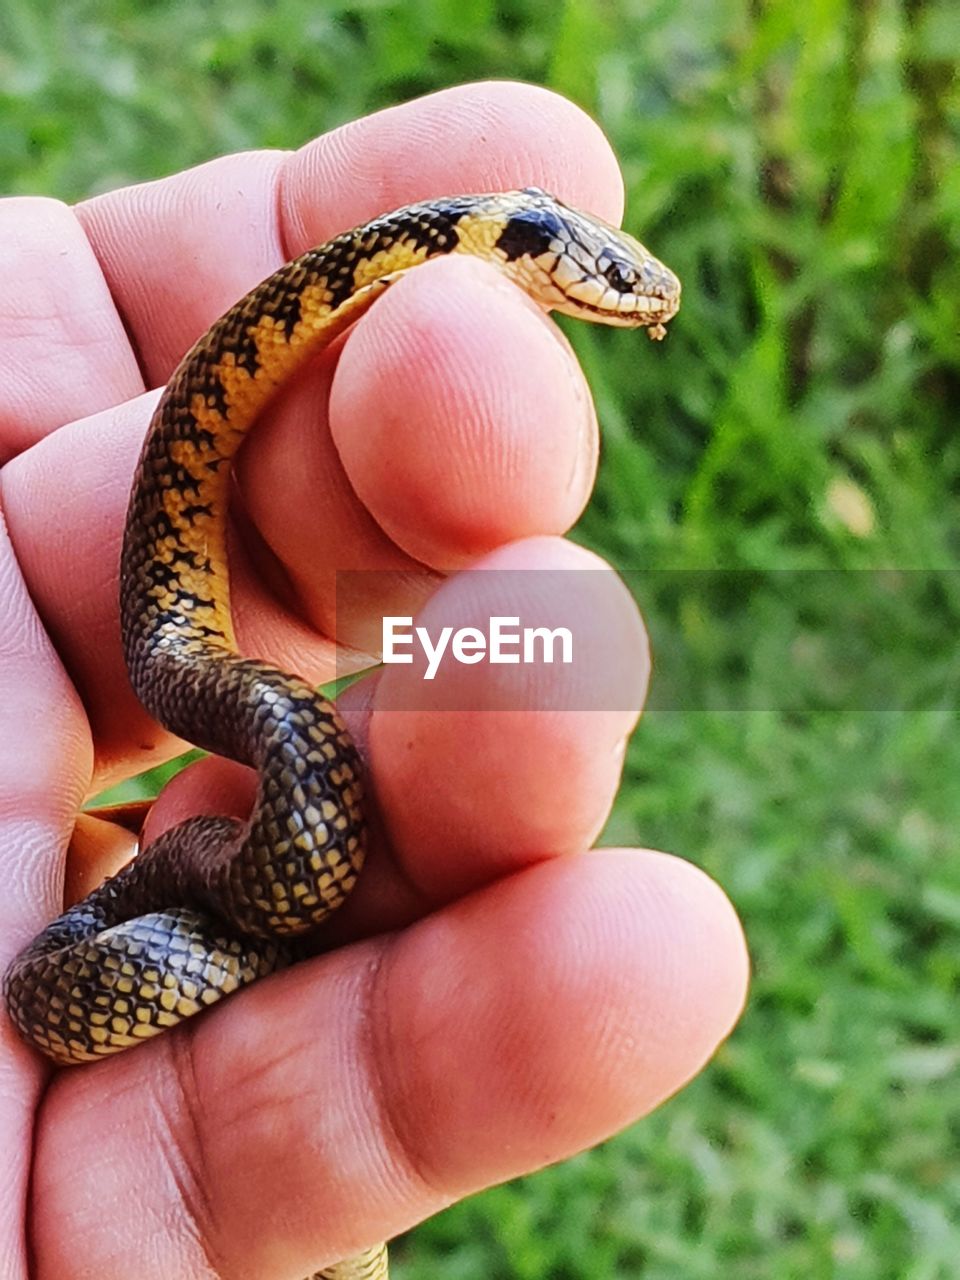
[2, 1, 958, 1276]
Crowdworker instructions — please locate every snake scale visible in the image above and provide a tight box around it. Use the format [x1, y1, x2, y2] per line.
[3, 188, 680, 1279]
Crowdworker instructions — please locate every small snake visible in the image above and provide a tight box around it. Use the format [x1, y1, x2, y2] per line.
[3, 188, 680, 1279]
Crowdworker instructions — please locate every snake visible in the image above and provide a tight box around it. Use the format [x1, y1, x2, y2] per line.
[3, 187, 680, 1279]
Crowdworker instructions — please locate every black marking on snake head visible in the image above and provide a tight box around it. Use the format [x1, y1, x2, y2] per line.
[497, 205, 565, 261]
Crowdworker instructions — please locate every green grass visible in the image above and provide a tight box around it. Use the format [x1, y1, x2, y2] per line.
[3, 1, 959, 1275]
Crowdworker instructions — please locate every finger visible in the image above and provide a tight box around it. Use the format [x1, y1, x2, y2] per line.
[64, 814, 138, 905]
[0, 504, 92, 1271]
[0, 393, 172, 785]
[33, 849, 748, 1280]
[365, 535, 648, 905]
[0, 391, 347, 787]
[329, 256, 597, 571]
[239, 254, 599, 640]
[139, 535, 647, 937]
[0, 512, 91, 948]
[76, 82, 622, 386]
[281, 79, 624, 252]
[76, 150, 289, 386]
[0, 197, 143, 462]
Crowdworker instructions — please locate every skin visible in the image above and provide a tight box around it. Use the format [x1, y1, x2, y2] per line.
[0, 81, 749, 1280]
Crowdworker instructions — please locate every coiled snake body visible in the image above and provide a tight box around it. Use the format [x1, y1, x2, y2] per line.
[3, 189, 680, 1279]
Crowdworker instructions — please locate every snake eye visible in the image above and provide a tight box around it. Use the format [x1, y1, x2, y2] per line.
[600, 255, 638, 292]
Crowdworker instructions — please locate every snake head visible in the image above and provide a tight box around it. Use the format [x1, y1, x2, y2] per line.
[490, 188, 681, 338]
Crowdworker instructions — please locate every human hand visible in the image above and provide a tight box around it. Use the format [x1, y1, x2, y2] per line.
[0, 82, 748, 1278]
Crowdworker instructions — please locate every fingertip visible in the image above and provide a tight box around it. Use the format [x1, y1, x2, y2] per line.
[368, 536, 649, 898]
[368, 846, 748, 1193]
[281, 81, 624, 251]
[609, 847, 751, 1067]
[331, 256, 598, 568]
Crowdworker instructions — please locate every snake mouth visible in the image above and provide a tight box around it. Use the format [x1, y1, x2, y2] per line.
[560, 289, 681, 329]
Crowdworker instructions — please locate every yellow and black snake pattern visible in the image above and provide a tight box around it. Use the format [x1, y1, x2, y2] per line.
[3, 188, 680, 1280]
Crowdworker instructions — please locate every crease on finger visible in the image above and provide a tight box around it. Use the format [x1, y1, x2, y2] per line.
[162, 1034, 227, 1280]
[76, 151, 291, 387]
[361, 938, 453, 1206]
[0, 499, 91, 938]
